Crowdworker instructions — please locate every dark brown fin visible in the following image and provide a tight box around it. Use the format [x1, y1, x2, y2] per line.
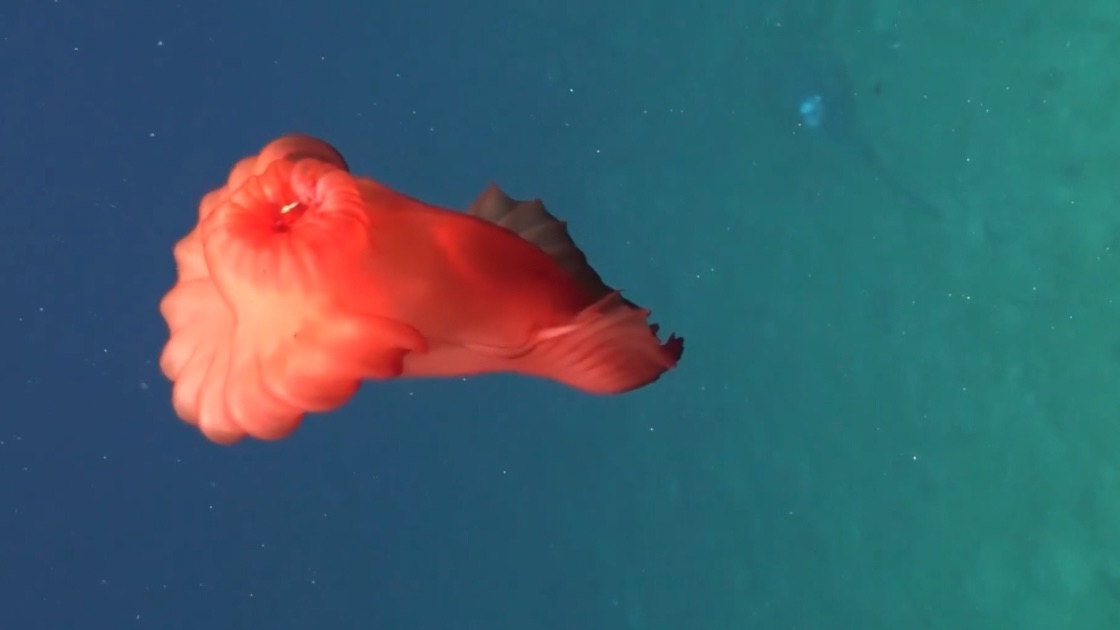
[467, 184, 614, 301]
[465, 184, 682, 372]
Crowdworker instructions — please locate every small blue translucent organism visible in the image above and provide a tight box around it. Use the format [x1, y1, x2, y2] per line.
[798, 94, 824, 129]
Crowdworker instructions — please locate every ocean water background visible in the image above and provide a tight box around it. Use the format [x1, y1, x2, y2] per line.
[2, 0, 1118, 628]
